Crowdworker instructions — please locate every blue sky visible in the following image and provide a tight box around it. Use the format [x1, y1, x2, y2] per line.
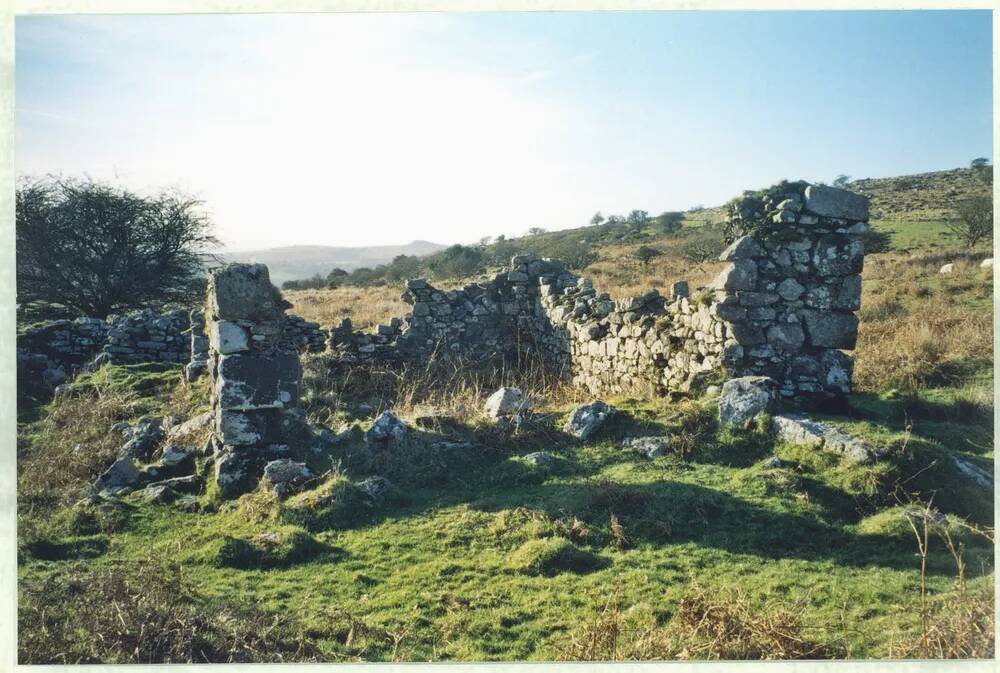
[15, 11, 993, 250]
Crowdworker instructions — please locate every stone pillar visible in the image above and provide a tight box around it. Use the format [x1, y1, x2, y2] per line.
[712, 181, 868, 408]
[206, 263, 301, 497]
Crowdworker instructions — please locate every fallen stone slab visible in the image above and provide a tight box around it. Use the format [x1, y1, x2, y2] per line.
[365, 411, 409, 443]
[356, 476, 393, 504]
[771, 414, 880, 464]
[522, 451, 555, 467]
[263, 458, 313, 498]
[137, 484, 179, 504]
[159, 445, 196, 467]
[622, 436, 672, 458]
[564, 401, 614, 440]
[94, 456, 141, 493]
[484, 387, 530, 419]
[165, 411, 213, 440]
[718, 376, 776, 427]
[117, 417, 164, 461]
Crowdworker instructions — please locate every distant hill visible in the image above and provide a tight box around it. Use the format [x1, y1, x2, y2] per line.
[847, 167, 992, 221]
[221, 240, 447, 285]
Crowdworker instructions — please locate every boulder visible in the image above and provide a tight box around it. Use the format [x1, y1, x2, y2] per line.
[365, 411, 408, 443]
[622, 436, 672, 458]
[263, 458, 313, 498]
[356, 476, 393, 503]
[484, 387, 529, 419]
[118, 418, 164, 461]
[718, 376, 776, 426]
[980, 258, 993, 269]
[563, 401, 614, 440]
[939, 263, 954, 274]
[771, 414, 878, 464]
[94, 456, 141, 494]
[522, 451, 555, 467]
[159, 445, 195, 467]
[165, 411, 214, 440]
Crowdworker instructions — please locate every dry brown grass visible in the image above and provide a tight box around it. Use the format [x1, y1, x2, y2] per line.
[854, 249, 993, 392]
[302, 348, 589, 428]
[18, 555, 320, 663]
[283, 285, 411, 330]
[558, 584, 842, 661]
[585, 243, 724, 301]
[18, 384, 139, 510]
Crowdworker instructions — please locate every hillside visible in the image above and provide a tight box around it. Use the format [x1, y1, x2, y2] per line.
[222, 240, 446, 285]
[848, 167, 992, 221]
[276, 165, 991, 293]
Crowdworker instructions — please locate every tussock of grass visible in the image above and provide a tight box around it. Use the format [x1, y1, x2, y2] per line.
[507, 537, 604, 576]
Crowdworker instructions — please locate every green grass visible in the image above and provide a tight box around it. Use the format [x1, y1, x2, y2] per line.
[869, 219, 954, 250]
[18, 389, 993, 661]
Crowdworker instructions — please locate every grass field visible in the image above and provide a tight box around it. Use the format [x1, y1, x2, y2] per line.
[16, 214, 994, 662]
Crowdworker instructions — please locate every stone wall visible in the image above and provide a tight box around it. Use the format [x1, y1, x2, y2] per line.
[322, 180, 868, 408]
[326, 256, 580, 366]
[206, 263, 304, 497]
[18, 306, 327, 388]
[102, 308, 190, 365]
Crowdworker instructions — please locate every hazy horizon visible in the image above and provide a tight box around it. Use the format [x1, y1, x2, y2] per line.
[16, 11, 993, 251]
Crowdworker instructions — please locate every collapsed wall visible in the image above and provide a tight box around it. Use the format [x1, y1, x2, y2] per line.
[324, 180, 869, 407]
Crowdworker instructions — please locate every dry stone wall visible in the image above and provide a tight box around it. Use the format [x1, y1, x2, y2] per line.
[323, 180, 868, 408]
[206, 263, 304, 497]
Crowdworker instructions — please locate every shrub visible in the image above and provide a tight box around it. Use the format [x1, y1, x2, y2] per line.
[677, 225, 727, 263]
[16, 177, 217, 319]
[947, 196, 993, 247]
[426, 244, 485, 280]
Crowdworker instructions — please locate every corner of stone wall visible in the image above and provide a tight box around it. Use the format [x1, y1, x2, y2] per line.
[710, 181, 869, 407]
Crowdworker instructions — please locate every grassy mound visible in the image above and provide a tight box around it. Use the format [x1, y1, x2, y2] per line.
[507, 537, 605, 576]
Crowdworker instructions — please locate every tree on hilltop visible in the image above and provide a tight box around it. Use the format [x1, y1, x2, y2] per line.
[970, 157, 992, 182]
[16, 177, 217, 318]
